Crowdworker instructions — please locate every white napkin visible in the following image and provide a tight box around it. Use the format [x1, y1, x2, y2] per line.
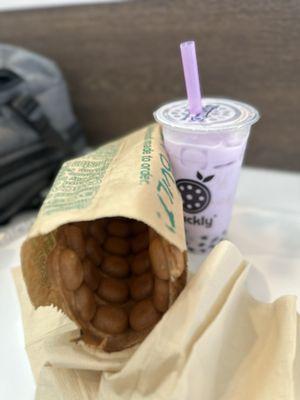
[13, 241, 300, 399]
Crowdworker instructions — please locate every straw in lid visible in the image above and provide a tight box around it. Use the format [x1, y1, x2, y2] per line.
[154, 98, 260, 132]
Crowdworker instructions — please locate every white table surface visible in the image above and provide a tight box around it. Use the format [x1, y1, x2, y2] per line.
[0, 0, 122, 12]
[0, 166, 299, 400]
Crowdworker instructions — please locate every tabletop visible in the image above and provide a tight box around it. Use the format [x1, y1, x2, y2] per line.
[0, 0, 120, 12]
[0, 166, 299, 400]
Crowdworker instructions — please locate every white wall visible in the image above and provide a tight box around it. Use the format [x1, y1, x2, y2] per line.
[0, 0, 123, 12]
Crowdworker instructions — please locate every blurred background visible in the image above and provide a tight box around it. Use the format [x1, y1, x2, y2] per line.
[0, 0, 299, 171]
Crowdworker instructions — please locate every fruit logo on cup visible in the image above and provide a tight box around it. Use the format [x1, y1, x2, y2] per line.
[177, 171, 214, 214]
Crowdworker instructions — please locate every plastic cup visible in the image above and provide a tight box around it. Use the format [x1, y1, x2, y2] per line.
[154, 97, 260, 254]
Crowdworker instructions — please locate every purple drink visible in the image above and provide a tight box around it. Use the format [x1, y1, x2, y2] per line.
[154, 97, 259, 253]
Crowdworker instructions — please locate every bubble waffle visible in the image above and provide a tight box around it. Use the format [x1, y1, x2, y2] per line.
[45, 217, 187, 352]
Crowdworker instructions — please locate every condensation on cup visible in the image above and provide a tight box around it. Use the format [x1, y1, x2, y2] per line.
[154, 97, 260, 253]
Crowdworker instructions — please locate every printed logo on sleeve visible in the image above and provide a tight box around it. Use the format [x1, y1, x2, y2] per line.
[177, 171, 214, 214]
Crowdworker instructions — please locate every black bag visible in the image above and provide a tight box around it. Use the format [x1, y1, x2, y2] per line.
[0, 44, 86, 224]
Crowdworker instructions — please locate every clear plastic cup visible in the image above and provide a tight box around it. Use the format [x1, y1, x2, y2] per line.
[154, 97, 260, 254]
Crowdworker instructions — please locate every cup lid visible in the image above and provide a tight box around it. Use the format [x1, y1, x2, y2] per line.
[154, 97, 260, 132]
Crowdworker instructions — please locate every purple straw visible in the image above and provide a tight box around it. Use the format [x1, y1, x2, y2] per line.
[180, 41, 203, 116]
